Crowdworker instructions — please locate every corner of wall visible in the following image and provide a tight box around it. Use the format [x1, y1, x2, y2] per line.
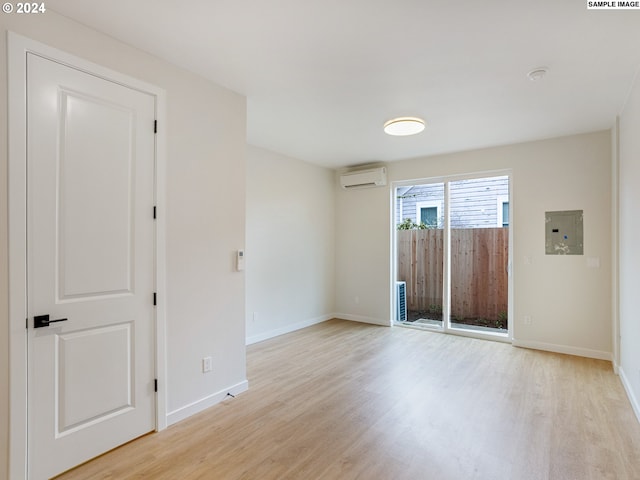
[0, 24, 10, 480]
[619, 367, 640, 424]
[611, 118, 620, 370]
[617, 61, 640, 425]
[245, 146, 336, 344]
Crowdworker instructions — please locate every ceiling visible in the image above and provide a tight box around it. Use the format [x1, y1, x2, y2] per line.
[46, 0, 640, 169]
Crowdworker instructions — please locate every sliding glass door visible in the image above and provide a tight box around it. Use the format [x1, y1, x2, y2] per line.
[396, 183, 445, 328]
[395, 173, 510, 339]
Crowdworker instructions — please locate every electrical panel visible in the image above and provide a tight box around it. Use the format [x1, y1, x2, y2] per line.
[545, 210, 583, 255]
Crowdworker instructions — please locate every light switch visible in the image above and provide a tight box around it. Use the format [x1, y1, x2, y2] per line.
[236, 250, 245, 271]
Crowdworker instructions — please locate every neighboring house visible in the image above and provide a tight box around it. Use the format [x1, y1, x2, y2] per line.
[396, 176, 509, 229]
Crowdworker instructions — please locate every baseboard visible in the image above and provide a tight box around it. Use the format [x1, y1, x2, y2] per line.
[512, 339, 612, 361]
[166, 380, 248, 426]
[246, 314, 332, 345]
[619, 367, 640, 424]
[333, 313, 390, 327]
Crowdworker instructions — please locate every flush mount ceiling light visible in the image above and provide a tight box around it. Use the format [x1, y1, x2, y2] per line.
[383, 117, 426, 136]
[527, 67, 548, 82]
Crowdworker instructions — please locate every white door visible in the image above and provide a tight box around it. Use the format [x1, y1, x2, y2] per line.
[26, 53, 156, 479]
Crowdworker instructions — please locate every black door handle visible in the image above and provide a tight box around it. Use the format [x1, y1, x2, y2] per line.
[34, 314, 68, 329]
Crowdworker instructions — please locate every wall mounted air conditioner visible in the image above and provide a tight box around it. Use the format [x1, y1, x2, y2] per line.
[396, 281, 407, 322]
[340, 167, 387, 189]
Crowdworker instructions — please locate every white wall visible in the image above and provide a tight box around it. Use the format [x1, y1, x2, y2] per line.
[0, 19, 8, 480]
[618, 71, 640, 421]
[246, 145, 335, 344]
[0, 12, 246, 478]
[336, 131, 613, 358]
[335, 179, 393, 325]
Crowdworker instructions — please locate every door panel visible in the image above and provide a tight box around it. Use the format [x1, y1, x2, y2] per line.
[449, 176, 509, 333]
[57, 323, 134, 434]
[396, 183, 444, 327]
[27, 53, 156, 480]
[58, 90, 136, 299]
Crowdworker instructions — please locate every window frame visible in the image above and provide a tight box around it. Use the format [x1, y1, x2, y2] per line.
[416, 201, 441, 228]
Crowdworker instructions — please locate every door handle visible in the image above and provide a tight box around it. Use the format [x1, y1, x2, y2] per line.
[34, 314, 68, 329]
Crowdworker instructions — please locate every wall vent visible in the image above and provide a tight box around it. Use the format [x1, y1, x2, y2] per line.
[396, 281, 407, 322]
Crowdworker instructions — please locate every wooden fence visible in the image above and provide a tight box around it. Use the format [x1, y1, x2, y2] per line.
[397, 228, 508, 321]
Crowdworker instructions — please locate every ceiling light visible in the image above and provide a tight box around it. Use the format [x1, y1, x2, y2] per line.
[527, 67, 548, 82]
[383, 117, 426, 136]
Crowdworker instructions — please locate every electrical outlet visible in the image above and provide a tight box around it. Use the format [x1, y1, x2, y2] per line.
[202, 356, 212, 373]
[252, 312, 258, 323]
[523, 315, 532, 325]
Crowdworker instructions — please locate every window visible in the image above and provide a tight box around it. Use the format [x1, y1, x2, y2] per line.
[421, 206, 438, 227]
[416, 202, 441, 228]
[497, 196, 509, 227]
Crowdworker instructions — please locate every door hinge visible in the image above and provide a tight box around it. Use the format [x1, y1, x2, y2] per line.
[153, 292, 157, 306]
[154, 120, 157, 134]
[153, 206, 157, 219]
[154, 379, 158, 392]
[26, 318, 28, 329]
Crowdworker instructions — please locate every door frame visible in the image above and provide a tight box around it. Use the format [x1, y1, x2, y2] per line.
[8, 32, 168, 479]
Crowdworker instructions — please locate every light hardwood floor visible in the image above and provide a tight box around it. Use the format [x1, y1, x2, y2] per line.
[56, 319, 640, 480]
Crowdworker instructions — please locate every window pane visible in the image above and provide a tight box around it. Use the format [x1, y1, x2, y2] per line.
[449, 176, 509, 333]
[396, 183, 444, 328]
[421, 207, 438, 227]
[502, 202, 509, 227]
